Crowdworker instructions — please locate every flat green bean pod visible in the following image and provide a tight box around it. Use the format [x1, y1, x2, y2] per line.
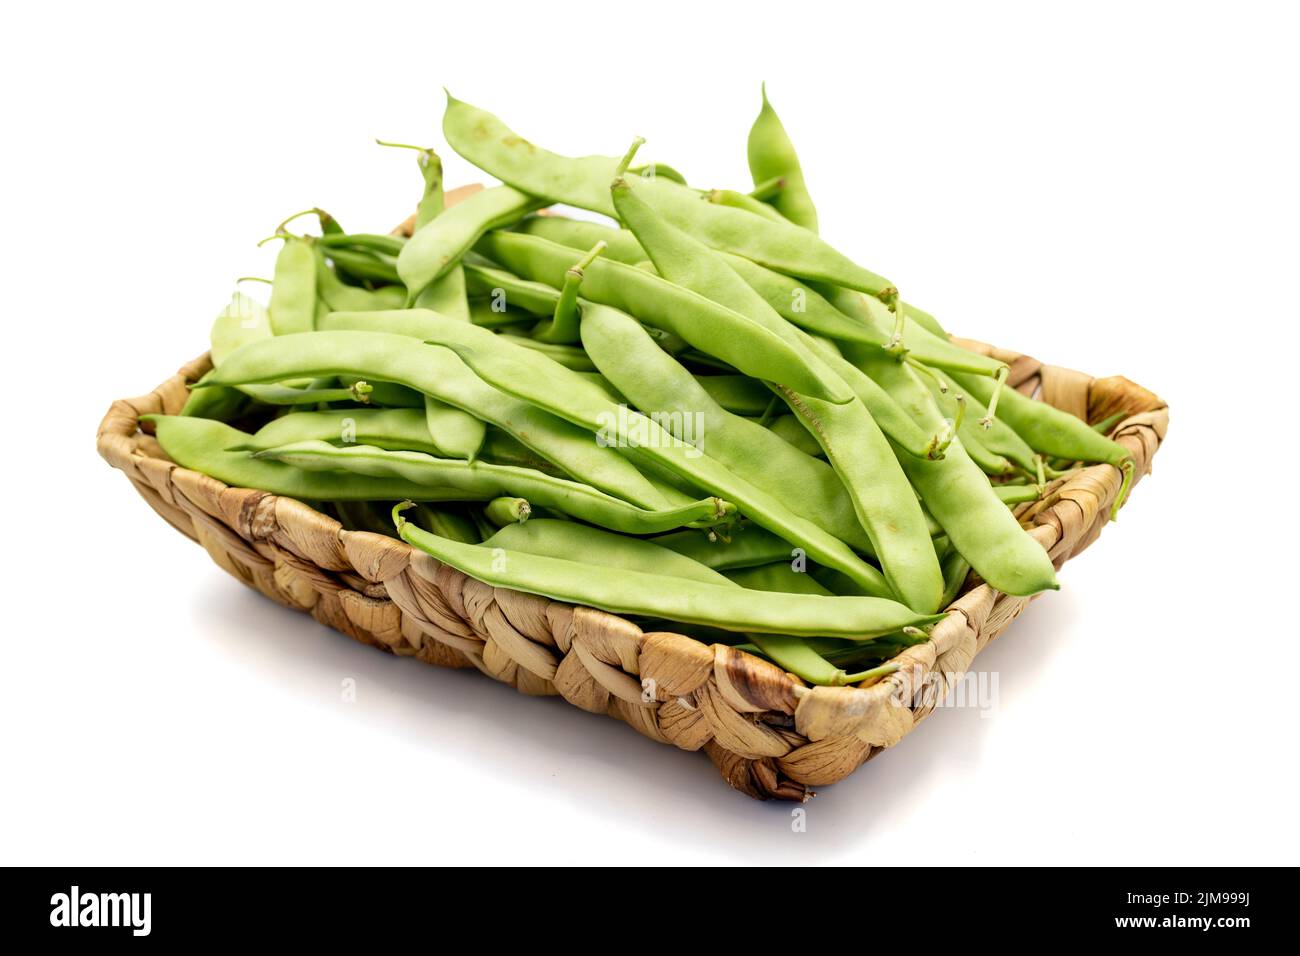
[514, 216, 647, 265]
[315, 252, 406, 314]
[994, 484, 1041, 505]
[764, 415, 824, 457]
[318, 232, 406, 256]
[651, 524, 797, 571]
[149, 416, 476, 502]
[707, 188, 789, 224]
[486, 520, 732, 586]
[694, 375, 776, 417]
[396, 507, 939, 639]
[323, 246, 400, 284]
[210, 292, 271, 364]
[725, 562, 833, 596]
[393, 145, 473, 322]
[235, 380, 417, 407]
[268, 237, 317, 336]
[233, 407, 447, 455]
[463, 259, 561, 316]
[398, 184, 545, 302]
[746, 84, 819, 232]
[423, 394, 486, 461]
[256, 441, 732, 534]
[483, 496, 532, 526]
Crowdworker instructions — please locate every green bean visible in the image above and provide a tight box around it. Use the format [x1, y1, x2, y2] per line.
[396, 505, 940, 639]
[572, 371, 626, 404]
[706, 188, 789, 224]
[415, 260, 471, 322]
[334, 499, 400, 536]
[336, 498, 481, 543]
[747, 634, 902, 686]
[765, 414, 824, 457]
[210, 291, 271, 364]
[233, 407, 446, 455]
[276, 206, 343, 237]
[496, 334, 599, 371]
[994, 484, 1041, 505]
[409, 503, 482, 544]
[256, 441, 731, 534]
[807, 564, 871, 597]
[533, 241, 606, 344]
[443, 93, 896, 301]
[746, 84, 819, 232]
[149, 415, 475, 501]
[693, 374, 774, 416]
[514, 216, 647, 265]
[579, 301, 877, 554]
[463, 259, 561, 316]
[234, 381, 389, 406]
[853, 350, 1059, 596]
[322, 246, 400, 284]
[327, 377, 426, 408]
[315, 250, 406, 314]
[180, 378, 249, 420]
[481, 520, 910, 685]
[318, 233, 406, 257]
[478, 427, 564, 475]
[486, 519, 732, 586]
[725, 563, 833, 596]
[397, 185, 545, 303]
[725, 563, 913, 684]
[200, 328, 678, 510]
[483, 496, 531, 526]
[612, 174, 942, 611]
[950, 370, 1136, 517]
[439, 325, 894, 598]
[386, 144, 474, 322]
[475, 230, 834, 396]
[1090, 411, 1127, 435]
[467, 297, 536, 329]
[940, 550, 972, 607]
[651, 523, 796, 571]
[268, 237, 316, 336]
[424, 395, 486, 461]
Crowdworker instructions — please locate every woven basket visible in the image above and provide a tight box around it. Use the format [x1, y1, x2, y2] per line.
[97, 341, 1167, 801]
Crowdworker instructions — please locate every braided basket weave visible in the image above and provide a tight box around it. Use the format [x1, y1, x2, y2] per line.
[97, 341, 1166, 801]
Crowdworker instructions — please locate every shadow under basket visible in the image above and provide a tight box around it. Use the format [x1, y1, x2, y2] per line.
[97, 339, 1167, 801]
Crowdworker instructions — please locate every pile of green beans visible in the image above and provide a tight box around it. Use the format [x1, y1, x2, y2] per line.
[158, 88, 1136, 687]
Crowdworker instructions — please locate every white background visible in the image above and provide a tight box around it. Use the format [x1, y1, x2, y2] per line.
[3, 1, 1296, 865]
